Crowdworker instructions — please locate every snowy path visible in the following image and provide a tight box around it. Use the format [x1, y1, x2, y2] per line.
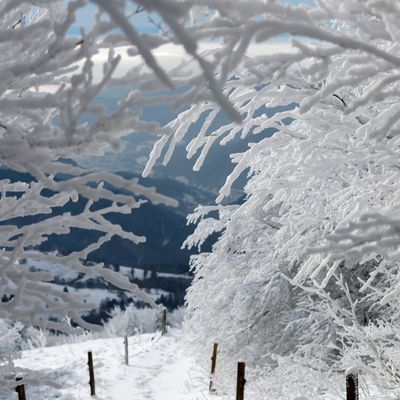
[7, 330, 221, 400]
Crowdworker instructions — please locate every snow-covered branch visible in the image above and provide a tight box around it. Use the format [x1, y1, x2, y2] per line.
[155, 0, 400, 396]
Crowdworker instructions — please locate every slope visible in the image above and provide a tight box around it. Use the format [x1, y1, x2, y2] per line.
[8, 330, 224, 400]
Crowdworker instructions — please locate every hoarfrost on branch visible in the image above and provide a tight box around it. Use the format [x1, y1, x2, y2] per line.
[140, 0, 400, 396]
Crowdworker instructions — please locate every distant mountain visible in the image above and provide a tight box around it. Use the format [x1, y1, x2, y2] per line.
[0, 166, 219, 316]
[77, 87, 289, 201]
[0, 167, 212, 273]
[116, 171, 217, 216]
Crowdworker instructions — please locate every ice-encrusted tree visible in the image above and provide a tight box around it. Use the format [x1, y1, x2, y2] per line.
[141, 0, 400, 396]
[0, 0, 244, 330]
[0, 0, 245, 394]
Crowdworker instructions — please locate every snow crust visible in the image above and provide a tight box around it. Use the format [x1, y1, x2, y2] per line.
[1, 330, 222, 400]
[346, 365, 360, 377]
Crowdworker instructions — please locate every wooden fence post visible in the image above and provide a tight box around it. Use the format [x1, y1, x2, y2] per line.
[15, 377, 26, 400]
[209, 343, 218, 392]
[162, 308, 167, 336]
[124, 336, 129, 365]
[87, 351, 96, 396]
[346, 368, 359, 400]
[236, 362, 246, 400]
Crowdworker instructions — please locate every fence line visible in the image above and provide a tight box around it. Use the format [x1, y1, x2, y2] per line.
[11, 338, 362, 400]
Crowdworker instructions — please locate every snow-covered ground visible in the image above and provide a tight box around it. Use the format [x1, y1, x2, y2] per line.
[28, 256, 192, 283]
[41, 282, 170, 310]
[2, 328, 381, 400]
[7, 330, 223, 400]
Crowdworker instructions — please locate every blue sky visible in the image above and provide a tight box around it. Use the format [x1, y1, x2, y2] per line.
[70, 0, 315, 35]
[70, 3, 159, 35]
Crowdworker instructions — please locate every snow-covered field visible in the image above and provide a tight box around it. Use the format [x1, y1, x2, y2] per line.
[6, 330, 223, 400]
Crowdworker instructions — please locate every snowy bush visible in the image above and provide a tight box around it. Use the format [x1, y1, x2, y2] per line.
[104, 305, 160, 336]
[0, 320, 22, 363]
[104, 305, 185, 337]
[168, 306, 186, 328]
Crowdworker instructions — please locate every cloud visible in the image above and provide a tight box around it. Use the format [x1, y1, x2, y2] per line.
[91, 41, 296, 79]
[40, 40, 296, 93]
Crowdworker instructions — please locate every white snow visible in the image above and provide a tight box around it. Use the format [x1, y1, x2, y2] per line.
[345, 365, 360, 377]
[6, 330, 224, 400]
[27, 257, 80, 281]
[42, 282, 119, 308]
[118, 266, 192, 281]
